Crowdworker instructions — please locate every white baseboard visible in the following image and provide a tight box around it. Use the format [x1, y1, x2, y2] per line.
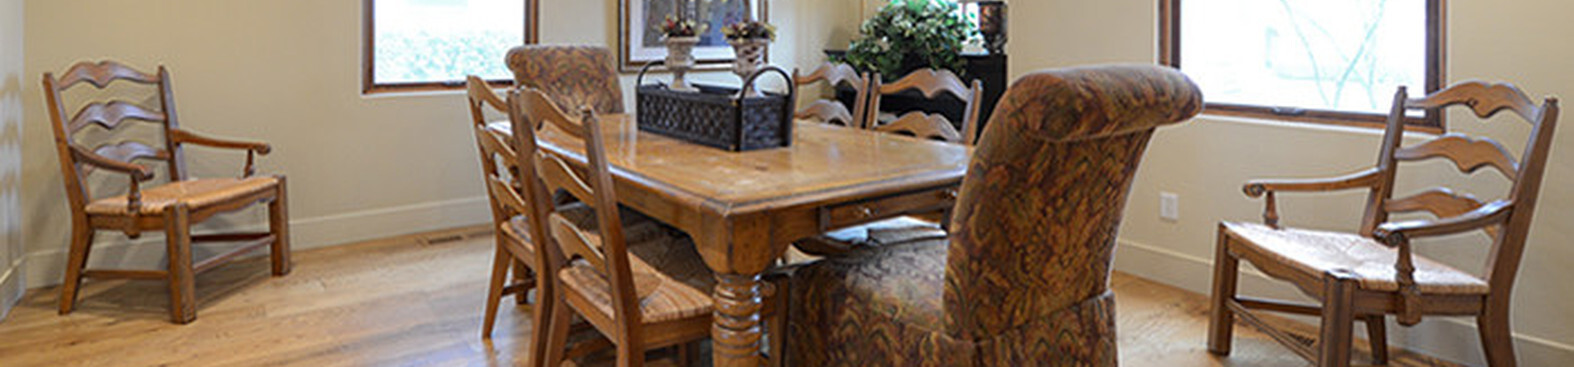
[1114, 238, 1574, 366]
[0, 257, 23, 321]
[22, 196, 491, 290]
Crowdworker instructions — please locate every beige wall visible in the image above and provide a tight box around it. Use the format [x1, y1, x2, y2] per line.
[1007, 0, 1574, 365]
[16, 0, 855, 291]
[1, 0, 24, 319]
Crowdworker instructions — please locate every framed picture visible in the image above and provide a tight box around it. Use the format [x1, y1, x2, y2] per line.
[619, 0, 768, 72]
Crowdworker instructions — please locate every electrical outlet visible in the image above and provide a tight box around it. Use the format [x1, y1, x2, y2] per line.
[1160, 192, 1180, 221]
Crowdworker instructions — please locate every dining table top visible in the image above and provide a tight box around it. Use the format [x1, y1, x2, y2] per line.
[488, 113, 972, 216]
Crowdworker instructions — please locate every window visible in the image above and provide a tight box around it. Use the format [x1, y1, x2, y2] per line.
[1160, 0, 1444, 130]
[363, 0, 538, 93]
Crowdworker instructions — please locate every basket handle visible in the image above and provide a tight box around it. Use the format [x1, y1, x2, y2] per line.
[739, 65, 797, 104]
[636, 61, 666, 89]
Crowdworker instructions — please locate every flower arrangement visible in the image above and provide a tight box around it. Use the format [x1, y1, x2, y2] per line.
[836, 0, 977, 81]
[658, 15, 706, 38]
[721, 20, 776, 42]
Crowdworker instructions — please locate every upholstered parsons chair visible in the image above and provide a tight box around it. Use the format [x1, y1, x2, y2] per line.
[506, 44, 625, 115]
[786, 64, 1203, 366]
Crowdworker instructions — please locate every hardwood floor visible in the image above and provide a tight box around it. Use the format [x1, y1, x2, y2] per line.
[0, 226, 1462, 366]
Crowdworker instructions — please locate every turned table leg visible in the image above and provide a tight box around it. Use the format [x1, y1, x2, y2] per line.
[714, 273, 766, 367]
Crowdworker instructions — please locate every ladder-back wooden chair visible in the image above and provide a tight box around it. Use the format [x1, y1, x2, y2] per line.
[793, 62, 873, 128]
[518, 88, 716, 367]
[795, 69, 983, 255]
[466, 76, 546, 340]
[867, 68, 984, 145]
[43, 60, 289, 324]
[1209, 81, 1560, 367]
[470, 80, 673, 363]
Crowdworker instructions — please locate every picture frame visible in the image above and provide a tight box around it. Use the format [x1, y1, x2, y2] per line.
[619, 0, 768, 72]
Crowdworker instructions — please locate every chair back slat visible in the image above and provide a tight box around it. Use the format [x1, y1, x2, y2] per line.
[1407, 81, 1541, 123]
[465, 76, 508, 128]
[519, 91, 588, 140]
[537, 154, 598, 209]
[54, 61, 161, 89]
[868, 68, 984, 145]
[485, 174, 532, 219]
[797, 62, 866, 89]
[474, 125, 520, 170]
[875, 112, 963, 142]
[473, 124, 528, 219]
[1393, 134, 1518, 178]
[92, 141, 169, 164]
[794, 100, 855, 127]
[548, 213, 610, 271]
[795, 63, 871, 128]
[68, 101, 168, 133]
[878, 68, 974, 100]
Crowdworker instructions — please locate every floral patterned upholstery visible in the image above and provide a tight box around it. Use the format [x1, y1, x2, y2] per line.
[786, 64, 1202, 366]
[505, 45, 625, 114]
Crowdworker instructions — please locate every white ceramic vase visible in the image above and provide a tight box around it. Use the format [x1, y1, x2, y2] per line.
[664, 36, 700, 92]
[729, 38, 770, 97]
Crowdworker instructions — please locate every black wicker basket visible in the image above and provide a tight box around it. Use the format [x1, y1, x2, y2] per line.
[635, 63, 797, 151]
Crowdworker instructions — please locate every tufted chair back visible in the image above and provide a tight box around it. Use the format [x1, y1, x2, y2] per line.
[942, 64, 1202, 339]
[506, 45, 625, 114]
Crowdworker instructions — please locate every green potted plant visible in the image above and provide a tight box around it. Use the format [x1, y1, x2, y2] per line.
[838, 0, 977, 81]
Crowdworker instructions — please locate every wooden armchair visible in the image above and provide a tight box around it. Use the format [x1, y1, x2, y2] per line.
[516, 89, 715, 367]
[793, 62, 873, 128]
[43, 60, 289, 324]
[868, 68, 984, 145]
[1208, 81, 1560, 367]
[786, 65, 1202, 366]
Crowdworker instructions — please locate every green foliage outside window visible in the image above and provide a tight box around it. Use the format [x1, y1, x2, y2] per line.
[375, 30, 517, 84]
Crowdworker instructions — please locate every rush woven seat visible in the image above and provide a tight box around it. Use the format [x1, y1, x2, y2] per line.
[559, 237, 714, 324]
[84, 177, 279, 215]
[1223, 222, 1488, 295]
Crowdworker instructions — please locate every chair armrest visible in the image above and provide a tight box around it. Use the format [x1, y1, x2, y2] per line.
[170, 129, 272, 154]
[69, 146, 155, 181]
[170, 129, 272, 177]
[1242, 168, 1381, 229]
[70, 146, 155, 236]
[1242, 168, 1382, 197]
[1373, 200, 1512, 244]
[1371, 199, 1510, 326]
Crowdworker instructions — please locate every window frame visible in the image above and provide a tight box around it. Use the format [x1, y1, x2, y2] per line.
[362, 0, 540, 94]
[1159, 0, 1447, 132]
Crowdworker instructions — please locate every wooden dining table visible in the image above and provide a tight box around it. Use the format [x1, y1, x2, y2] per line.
[491, 114, 970, 366]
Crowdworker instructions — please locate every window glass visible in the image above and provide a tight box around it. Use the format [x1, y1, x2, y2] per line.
[1167, 0, 1439, 125]
[371, 0, 527, 87]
